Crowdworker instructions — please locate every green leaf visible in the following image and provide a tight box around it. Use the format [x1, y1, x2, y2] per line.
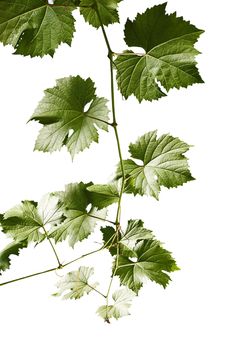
[101, 219, 153, 257]
[115, 239, 179, 294]
[79, 0, 122, 28]
[87, 181, 120, 209]
[30, 76, 110, 159]
[116, 130, 194, 199]
[115, 3, 204, 102]
[50, 182, 107, 247]
[54, 266, 99, 299]
[0, 240, 27, 275]
[1, 194, 62, 243]
[121, 219, 153, 250]
[0, 0, 76, 57]
[101, 226, 117, 256]
[97, 287, 135, 321]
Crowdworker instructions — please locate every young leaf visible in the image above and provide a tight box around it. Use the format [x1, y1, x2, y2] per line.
[30, 76, 110, 158]
[115, 239, 179, 294]
[79, 0, 122, 28]
[54, 266, 99, 299]
[101, 219, 153, 257]
[116, 131, 194, 199]
[97, 287, 135, 321]
[115, 3, 204, 102]
[0, 0, 76, 57]
[0, 240, 27, 275]
[87, 181, 120, 209]
[50, 182, 107, 247]
[1, 194, 62, 243]
[121, 219, 153, 250]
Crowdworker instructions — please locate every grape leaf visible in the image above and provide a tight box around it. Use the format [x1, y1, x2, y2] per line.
[1, 194, 62, 243]
[101, 219, 153, 257]
[50, 182, 107, 247]
[0, 0, 76, 57]
[121, 219, 153, 250]
[0, 240, 27, 275]
[97, 287, 135, 321]
[79, 0, 122, 28]
[30, 76, 110, 159]
[115, 239, 179, 294]
[116, 130, 194, 199]
[115, 3, 204, 102]
[87, 181, 120, 209]
[54, 266, 99, 299]
[101, 226, 117, 255]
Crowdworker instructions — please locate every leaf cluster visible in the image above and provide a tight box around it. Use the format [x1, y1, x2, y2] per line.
[0, 1, 204, 322]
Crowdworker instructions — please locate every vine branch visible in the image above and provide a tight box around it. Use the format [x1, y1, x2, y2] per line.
[94, 1, 126, 322]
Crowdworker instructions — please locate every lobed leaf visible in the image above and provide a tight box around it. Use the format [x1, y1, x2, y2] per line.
[30, 76, 110, 158]
[54, 266, 98, 299]
[50, 182, 107, 247]
[116, 130, 194, 199]
[115, 239, 179, 294]
[0, 0, 76, 57]
[102, 219, 154, 257]
[97, 287, 135, 321]
[0, 240, 27, 275]
[79, 0, 122, 28]
[115, 3, 204, 102]
[0, 194, 62, 243]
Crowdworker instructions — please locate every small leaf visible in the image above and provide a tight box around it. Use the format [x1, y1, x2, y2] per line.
[116, 130, 194, 199]
[101, 219, 153, 257]
[50, 182, 107, 247]
[1, 194, 62, 243]
[79, 0, 122, 28]
[0, 240, 27, 275]
[88, 181, 120, 209]
[101, 226, 117, 256]
[115, 3, 204, 102]
[115, 239, 179, 294]
[0, 0, 76, 57]
[30, 76, 110, 158]
[121, 219, 153, 250]
[54, 266, 98, 299]
[97, 287, 135, 321]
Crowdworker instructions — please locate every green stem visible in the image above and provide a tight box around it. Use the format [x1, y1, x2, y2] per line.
[95, 5, 126, 322]
[62, 247, 102, 268]
[42, 227, 62, 267]
[88, 284, 106, 299]
[0, 267, 58, 287]
[0, 232, 118, 288]
[88, 213, 115, 226]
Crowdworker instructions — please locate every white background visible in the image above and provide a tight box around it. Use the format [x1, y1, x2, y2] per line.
[0, 0, 233, 348]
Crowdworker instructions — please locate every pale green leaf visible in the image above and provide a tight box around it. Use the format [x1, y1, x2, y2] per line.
[1, 193, 62, 243]
[0, 240, 27, 275]
[54, 266, 98, 299]
[0, 0, 76, 57]
[115, 3, 204, 102]
[116, 239, 179, 294]
[116, 130, 194, 199]
[30, 76, 110, 158]
[79, 0, 122, 28]
[50, 182, 107, 247]
[97, 287, 135, 321]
